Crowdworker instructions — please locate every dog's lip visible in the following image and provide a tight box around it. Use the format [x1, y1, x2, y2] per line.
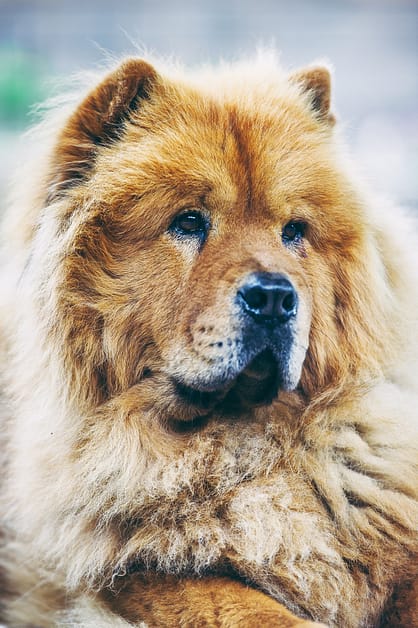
[173, 380, 227, 410]
[240, 349, 278, 381]
[173, 349, 280, 409]
[226, 349, 281, 407]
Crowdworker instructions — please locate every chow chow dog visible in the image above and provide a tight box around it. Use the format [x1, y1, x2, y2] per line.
[0, 52, 417, 627]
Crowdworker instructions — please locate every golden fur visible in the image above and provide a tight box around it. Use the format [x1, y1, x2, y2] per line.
[0, 52, 417, 627]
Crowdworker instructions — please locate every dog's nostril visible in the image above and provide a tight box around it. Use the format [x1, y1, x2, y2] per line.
[282, 291, 296, 313]
[238, 273, 298, 323]
[243, 286, 268, 311]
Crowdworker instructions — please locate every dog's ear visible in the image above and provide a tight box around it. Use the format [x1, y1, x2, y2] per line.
[290, 66, 335, 125]
[49, 59, 158, 198]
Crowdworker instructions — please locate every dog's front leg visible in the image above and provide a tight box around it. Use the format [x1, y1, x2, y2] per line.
[101, 574, 327, 627]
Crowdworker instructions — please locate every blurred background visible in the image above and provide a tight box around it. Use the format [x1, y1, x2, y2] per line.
[0, 0, 417, 211]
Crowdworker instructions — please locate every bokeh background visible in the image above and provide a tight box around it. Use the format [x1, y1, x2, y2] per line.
[0, 0, 417, 211]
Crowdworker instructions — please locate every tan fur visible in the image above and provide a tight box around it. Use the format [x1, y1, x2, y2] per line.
[0, 51, 417, 627]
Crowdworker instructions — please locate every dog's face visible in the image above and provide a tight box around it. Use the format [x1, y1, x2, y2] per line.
[136, 144, 314, 406]
[48, 59, 382, 417]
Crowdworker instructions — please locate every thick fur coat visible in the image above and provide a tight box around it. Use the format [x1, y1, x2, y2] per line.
[0, 53, 417, 627]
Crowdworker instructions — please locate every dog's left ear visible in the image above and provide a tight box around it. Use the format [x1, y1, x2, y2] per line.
[290, 66, 335, 125]
[49, 59, 159, 198]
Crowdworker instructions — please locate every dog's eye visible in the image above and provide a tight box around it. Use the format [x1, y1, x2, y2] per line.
[170, 211, 208, 239]
[282, 221, 306, 244]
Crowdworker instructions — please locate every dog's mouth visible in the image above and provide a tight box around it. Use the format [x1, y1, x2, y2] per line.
[226, 349, 281, 407]
[173, 381, 227, 411]
[174, 349, 280, 413]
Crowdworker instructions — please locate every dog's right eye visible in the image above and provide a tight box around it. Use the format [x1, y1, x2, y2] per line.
[169, 211, 209, 240]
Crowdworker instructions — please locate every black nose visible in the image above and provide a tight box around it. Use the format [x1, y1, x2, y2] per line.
[238, 273, 298, 323]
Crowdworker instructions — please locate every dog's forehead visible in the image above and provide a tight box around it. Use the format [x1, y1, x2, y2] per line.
[97, 91, 335, 222]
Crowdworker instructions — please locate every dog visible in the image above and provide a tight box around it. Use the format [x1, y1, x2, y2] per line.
[0, 52, 417, 627]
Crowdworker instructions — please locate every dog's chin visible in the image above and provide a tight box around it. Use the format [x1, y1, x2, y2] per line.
[173, 349, 285, 415]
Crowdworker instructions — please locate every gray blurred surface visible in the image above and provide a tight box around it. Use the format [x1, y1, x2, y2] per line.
[0, 0, 417, 208]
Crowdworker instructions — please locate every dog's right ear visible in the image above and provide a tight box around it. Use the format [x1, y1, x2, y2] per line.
[49, 59, 158, 198]
[289, 66, 335, 126]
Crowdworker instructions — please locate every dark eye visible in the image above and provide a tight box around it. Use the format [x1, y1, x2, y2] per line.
[169, 210, 208, 240]
[282, 221, 306, 245]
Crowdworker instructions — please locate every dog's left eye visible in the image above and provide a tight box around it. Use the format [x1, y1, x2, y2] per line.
[169, 211, 208, 239]
[282, 221, 306, 244]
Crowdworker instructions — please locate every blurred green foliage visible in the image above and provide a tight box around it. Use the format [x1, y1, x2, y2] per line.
[0, 48, 48, 129]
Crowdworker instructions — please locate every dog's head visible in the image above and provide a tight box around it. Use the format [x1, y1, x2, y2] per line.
[40, 57, 389, 417]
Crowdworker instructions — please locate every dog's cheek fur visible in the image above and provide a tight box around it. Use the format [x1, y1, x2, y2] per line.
[301, 227, 391, 397]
